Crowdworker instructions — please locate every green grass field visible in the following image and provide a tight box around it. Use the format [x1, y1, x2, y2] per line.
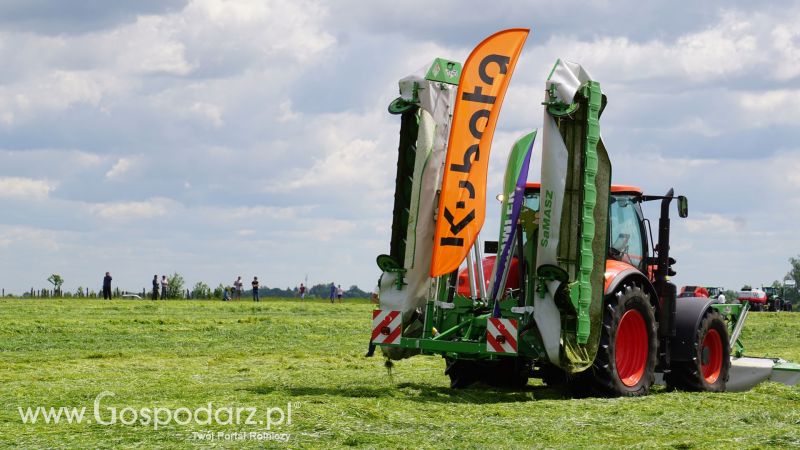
[0, 298, 798, 449]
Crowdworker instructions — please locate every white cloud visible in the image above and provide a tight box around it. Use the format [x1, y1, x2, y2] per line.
[670, 117, 722, 137]
[111, 15, 194, 76]
[684, 213, 747, 234]
[105, 156, 142, 180]
[73, 152, 104, 167]
[0, 177, 55, 200]
[0, 225, 60, 251]
[277, 100, 300, 123]
[190, 102, 224, 127]
[221, 205, 312, 221]
[272, 218, 358, 242]
[182, 0, 335, 63]
[771, 24, 800, 80]
[738, 89, 800, 127]
[0, 70, 127, 123]
[265, 110, 395, 193]
[89, 197, 180, 220]
[522, 9, 800, 88]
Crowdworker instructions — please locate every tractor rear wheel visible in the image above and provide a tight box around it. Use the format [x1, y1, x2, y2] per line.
[582, 284, 657, 396]
[665, 310, 730, 392]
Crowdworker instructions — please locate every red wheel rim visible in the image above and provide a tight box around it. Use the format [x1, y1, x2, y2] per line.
[701, 328, 723, 383]
[615, 309, 648, 387]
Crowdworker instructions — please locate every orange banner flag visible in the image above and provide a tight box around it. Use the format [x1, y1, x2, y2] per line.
[430, 28, 529, 277]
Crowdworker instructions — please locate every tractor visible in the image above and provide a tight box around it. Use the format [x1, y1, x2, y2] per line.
[371, 30, 799, 396]
[762, 286, 784, 312]
[705, 286, 724, 299]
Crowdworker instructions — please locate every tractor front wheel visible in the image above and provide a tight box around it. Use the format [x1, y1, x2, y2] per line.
[665, 310, 730, 392]
[583, 284, 657, 396]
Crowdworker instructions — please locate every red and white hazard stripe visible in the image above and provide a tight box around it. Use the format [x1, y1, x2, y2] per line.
[371, 310, 402, 345]
[486, 318, 518, 354]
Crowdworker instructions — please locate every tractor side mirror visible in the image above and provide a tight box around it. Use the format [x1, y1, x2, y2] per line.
[484, 241, 498, 255]
[677, 196, 688, 218]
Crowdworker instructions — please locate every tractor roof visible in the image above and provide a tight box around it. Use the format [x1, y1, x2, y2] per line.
[525, 182, 643, 195]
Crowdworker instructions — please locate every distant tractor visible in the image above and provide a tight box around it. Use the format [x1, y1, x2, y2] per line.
[706, 287, 724, 299]
[761, 286, 784, 312]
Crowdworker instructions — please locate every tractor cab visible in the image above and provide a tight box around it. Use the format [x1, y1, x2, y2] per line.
[457, 183, 651, 296]
[522, 182, 650, 274]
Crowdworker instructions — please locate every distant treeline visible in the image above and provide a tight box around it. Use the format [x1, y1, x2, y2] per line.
[256, 284, 371, 299]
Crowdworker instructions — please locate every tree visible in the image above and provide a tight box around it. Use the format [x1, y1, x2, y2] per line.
[213, 283, 224, 299]
[741, 284, 752, 291]
[47, 274, 64, 295]
[787, 256, 800, 286]
[167, 272, 185, 299]
[192, 281, 211, 299]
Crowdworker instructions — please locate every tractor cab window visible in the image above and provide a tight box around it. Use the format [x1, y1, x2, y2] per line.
[518, 191, 540, 249]
[609, 195, 645, 269]
[524, 191, 539, 211]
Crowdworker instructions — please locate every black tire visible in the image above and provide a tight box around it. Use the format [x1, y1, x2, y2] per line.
[665, 310, 730, 392]
[581, 284, 658, 397]
[444, 358, 529, 389]
[537, 363, 569, 387]
[444, 358, 480, 389]
[484, 358, 530, 389]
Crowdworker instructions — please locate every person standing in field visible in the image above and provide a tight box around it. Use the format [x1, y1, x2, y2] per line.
[252, 276, 260, 302]
[299, 283, 306, 300]
[161, 275, 168, 300]
[337, 284, 344, 302]
[329, 282, 336, 304]
[102, 272, 112, 300]
[152, 275, 159, 300]
[223, 287, 230, 301]
[234, 276, 243, 300]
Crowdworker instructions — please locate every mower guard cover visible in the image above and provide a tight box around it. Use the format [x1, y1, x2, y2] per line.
[377, 60, 460, 359]
[535, 59, 610, 371]
[725, 357, 800, 391]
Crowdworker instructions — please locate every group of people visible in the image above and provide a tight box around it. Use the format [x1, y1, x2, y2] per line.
[222, 276, 262, 302]
[100, 272, 345, 303]
[102, 272, 170, 300]
[151, 275, 170, 300]
[329, 283, 344, 303]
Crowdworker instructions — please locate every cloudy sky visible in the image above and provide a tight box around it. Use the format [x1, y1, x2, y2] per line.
[1, 0, 799, 294]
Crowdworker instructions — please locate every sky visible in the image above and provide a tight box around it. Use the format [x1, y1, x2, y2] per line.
[1, 0, 799, 294]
